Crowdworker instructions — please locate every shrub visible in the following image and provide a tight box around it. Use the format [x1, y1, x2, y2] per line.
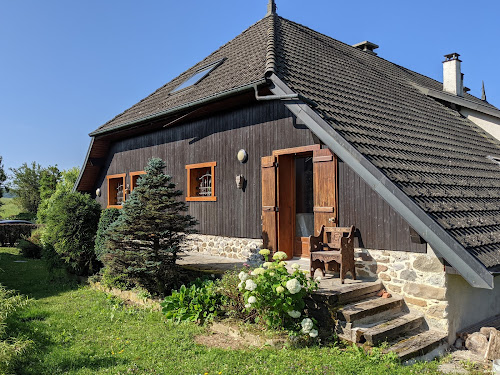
[238, 250, 319, 336]
[102, 158, 197, 296]
[0, 285, 33, 374]
[161, 278, 222, 324]
[94, 208, 121, 261]
[216, 269, 254, 321]
[42, 191, 101, 275]
[17, 238, 42, 259]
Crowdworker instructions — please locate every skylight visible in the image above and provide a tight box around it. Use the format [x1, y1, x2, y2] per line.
[171, 59, 225, 93]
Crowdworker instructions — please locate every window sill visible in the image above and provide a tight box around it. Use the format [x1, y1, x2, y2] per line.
[107, 205, 123, 209]
[185, 196, 217, 202]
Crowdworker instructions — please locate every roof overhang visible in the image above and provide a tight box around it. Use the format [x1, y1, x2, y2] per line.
[269, 73, 494, 289]
[411, 83, 500, 120]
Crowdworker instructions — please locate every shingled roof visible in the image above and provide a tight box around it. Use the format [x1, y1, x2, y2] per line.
[82, 9, 500, 286]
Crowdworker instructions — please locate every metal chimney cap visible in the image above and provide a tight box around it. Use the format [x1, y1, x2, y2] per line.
[352, 41, 379, 55]
[444, 53, 461, 62]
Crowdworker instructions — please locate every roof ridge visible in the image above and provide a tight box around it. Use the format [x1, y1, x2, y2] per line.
[265, 14, 277, 76]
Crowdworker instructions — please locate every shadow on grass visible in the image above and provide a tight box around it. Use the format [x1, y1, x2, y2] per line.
[0, 249, 80, 300]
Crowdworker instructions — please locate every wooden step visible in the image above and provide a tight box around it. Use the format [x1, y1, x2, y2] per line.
[361, 312, 425, 345]
[312, 280, 383, 306]
[387, 330, 448, 362]
[337, 295, 405, 324]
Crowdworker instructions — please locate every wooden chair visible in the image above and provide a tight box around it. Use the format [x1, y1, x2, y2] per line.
[308, 225, 356, 284]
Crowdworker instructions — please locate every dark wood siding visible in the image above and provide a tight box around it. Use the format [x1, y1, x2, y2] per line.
[337, 160, 426, 253]
[95, 100, 316, 239]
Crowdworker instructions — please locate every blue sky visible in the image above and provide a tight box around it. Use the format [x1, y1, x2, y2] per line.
[1, 0, 499, 174]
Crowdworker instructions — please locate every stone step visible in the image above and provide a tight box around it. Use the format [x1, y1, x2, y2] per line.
[360, 312, 425, 346]
[336, 295, 405, 325]
[387, 330, 448, 362]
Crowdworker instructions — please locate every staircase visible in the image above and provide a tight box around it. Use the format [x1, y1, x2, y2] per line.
[307, 280, 448, 362]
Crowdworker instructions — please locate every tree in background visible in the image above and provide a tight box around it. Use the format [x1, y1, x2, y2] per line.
[0, 157, 6, 210]
[102, 158, 197, 296]
[36, 166, 62, 224]
[8, 162, 42, 214]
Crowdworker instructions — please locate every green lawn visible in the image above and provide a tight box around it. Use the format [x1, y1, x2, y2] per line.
[0, 197, 21, 219]
[0, 247, 443, 375]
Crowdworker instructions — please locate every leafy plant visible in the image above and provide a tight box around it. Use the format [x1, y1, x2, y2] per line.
[238, 249, 319, 335]
[161, 278, 221, 324]
[8, 162, 43, 214]
[216, 269, 254, 320]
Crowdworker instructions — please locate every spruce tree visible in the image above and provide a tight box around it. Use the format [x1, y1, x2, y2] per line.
[103, 158, 197, 295]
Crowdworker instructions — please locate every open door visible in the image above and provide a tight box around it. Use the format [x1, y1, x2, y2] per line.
[313, 148, 338, 234]
[261, 156, 278, 253]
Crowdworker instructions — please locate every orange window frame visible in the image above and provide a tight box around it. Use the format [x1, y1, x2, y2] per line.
[130, 171, 146, 192]
[106, 173, 126, 209]
[185, 161, 217, 201]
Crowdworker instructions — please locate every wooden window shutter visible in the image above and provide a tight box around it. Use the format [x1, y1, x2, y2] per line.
[261, 155, 278, 253]
[313, 148, 338, 235]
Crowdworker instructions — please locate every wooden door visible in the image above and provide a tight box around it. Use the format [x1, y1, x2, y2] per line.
[313, 148, 337, 235]
[261, 156, 278, 253]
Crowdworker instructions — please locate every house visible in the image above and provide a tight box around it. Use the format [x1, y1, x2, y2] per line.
[75, 1, 500, 343]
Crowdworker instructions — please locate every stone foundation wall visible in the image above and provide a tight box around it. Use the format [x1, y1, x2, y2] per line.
[184, 234, 263, 264]
[354, 245, 448, 332]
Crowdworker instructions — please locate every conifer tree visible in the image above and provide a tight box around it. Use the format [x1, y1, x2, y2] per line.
[103, 158, 197, 295]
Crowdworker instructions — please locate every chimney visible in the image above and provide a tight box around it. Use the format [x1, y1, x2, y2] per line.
[443, 53, 463, 96]
[352, 41, 379, 55]
[266, 0, 277, 16]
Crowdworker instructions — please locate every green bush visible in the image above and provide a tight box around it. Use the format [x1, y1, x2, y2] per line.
[216, 269, 254, 320]
[17, 238, 42, 259]
[161, 278, 222, 324]
[94, 208, 121, 261]
[0, 285, 32, 374]
[238, 250, 319, 336]
[42, 192, 101, 275]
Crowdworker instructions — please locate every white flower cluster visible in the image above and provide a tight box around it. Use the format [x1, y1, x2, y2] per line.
[291, 263, 300, 270]
[272, 251, 288, 261]
[285, 278, 302, 294]
[287, 310, 301, 318]
[262, 262, 273, 269]
[245, 279, 257, 291]
[251, 268, 265, 276]
[259, 248, 270, 256]
[238, 271, 249, 282]
[301, 318, 318, 337]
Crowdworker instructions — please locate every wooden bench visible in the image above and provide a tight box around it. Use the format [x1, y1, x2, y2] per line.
[308, 225, 356, 284]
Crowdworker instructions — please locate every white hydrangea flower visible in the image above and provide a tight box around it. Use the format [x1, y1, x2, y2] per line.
[237, 281, 244, 289]
[245, 303, 251, 308]
[238, 271, 249, 282]
[269, 272, 275, 277]
[272, 251, 288, 261]
[278, 261, 287, 267]
[309, 329, 318, 338]
[287, 310, 301, 318]
[259, 248, 270, 256]
[301, 318, 313, 333]
[251, 268, 265, 276]
[286, 278, 302, 294]
[276, 285, 285, 294]
[291, 263, 300, 270]
[262, 262, 273, 269]
[315, 276, 322, 282]
[248, 296, 257, 304]
[245, 279, 257, 291]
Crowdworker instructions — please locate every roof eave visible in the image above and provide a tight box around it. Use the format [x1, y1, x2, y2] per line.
[269, 73, 494, 289]
[89, 79, 267, 137]
[73, 136, 94, 193]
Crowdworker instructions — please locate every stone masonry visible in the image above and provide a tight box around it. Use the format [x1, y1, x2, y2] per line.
[354, 244, 448, 332]
[184, 234, 263, 265]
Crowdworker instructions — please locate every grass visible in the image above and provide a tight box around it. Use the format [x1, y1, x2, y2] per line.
[0, 197, 21, 219]
[0, 247, 444, 375]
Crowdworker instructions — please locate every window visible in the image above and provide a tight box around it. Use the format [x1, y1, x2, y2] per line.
[171, 59, 225, 93]
[185, 162, 217, 201]
[130, 171, 146, 192]
[107, 174, 126, 208]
